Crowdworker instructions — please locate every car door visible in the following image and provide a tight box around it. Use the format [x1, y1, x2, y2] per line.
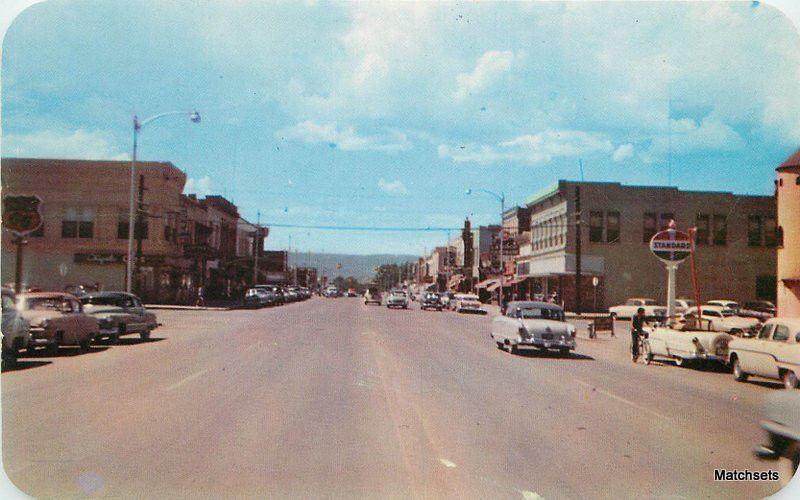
[121, 295, 143, 332]
[744, 323, 773, 376]
[764, 323, 792, 379]
[71, 299, 96, 341]
[57, 298, 81, 345]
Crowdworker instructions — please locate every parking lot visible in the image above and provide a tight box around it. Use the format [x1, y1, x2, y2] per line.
[2, 297, 793, 498]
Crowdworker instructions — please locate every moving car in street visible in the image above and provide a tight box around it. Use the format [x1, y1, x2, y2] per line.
[364, 286, 382, 305]
[491, 301, 576, 355]
[17, 292, 99, 353]
[80, 292, 159, 342]
[452, 293, 486, 314]
[609, 298, 667, 319]
[642, 321, 732, 368]
[729, 318, 800, 389]
[682, 305, 761, 337]
[440, 291, 454, 309]
[2, 287, 31, 367]
[346, 288, 357, 297]
[739, 301, 777, 322]
[420, 292, 443, 311]
[755, 390, 800, 474]
[386, 289, 409, 309]
[324, 286, 340, 298]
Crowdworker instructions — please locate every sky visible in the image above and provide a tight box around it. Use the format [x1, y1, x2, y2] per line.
[2, 0, 800, 255]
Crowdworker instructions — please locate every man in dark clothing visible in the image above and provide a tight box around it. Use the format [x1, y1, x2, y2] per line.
[631, 307, 647, 362]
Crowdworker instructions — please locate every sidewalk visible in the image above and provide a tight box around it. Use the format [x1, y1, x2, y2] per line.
[144, 298, 241, 311]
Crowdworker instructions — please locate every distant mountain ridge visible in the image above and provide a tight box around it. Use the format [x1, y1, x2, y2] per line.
[287, 252, 418, 282]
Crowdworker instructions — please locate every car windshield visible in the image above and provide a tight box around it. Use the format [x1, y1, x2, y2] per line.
[643, 300, 658, 305]
[721, 309, 737, 317]
[517, 307, 564, 321]
[23, 298, 67, 311]
[80, 296, 125, 307]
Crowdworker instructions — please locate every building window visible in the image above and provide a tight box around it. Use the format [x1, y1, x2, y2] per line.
[606, 211, 620, 243]
[643, 213, 657, 243]
[695, 214, 710, 245]
[117, 210, 148, 240]
[764, 216, 777, 247]
[62, 207, 94, 239]
[660, 213, 674, 230]
[712, 214, 727, 246]
[756, 275, 777, 301]
[589, 211, 603, 242]
[747, 215, 762, 247]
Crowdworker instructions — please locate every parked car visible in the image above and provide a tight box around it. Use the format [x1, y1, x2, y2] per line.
[420, 292, 443, 311]
[299, 287, 311, 299]
[324, 286, 339, 298]
[364, 287, 382, 305]
[609, 298, 667, 319]
[740, 301, 777, 322]
[491, 301, 575, 355]
[2, 288, 31, 367]
[729, 318, 800, 389]
[452, 293, 486, 314]
[346, 288, 357, 297]
[440, 291, 455, 309]
[754, 390, 800, 474]
[17, 292, 99, 352]
[256, 285, 285, 304]
[643, 324, 732, 367]
[673, 298, 697, 315]
[386, 290, 409, 309]
[681, 305, 760, 336]
[243, 288, 273, 308]
[80, 292, 159, 342]
[706, 299, 741, 313]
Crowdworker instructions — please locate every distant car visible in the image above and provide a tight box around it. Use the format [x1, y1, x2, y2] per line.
[17, 292, 99, 353]
[386, 290, 409, 309]
[491, 301, 575, 355]
[364, 287, 382, 305]
[740, 301, 776, 322]
[243, 288, 273, 308]
[706, 299, 741, 313]
[346, 288, 357, 297]
[452, 293, 486, 314]
[256, 285, 285, 304]
[2, 288, 31, 367]
[80, 292, 159, 342]
[420, 292, 443, 311]
[729, 318, 800, 389]
[755, 390, 800, 474]
[673, 298, 697, 315]
[681, 305, 760, 337]
[609, 298, 667, 319]
[324, 286, 339, 298]
[440, 291, 454, 309]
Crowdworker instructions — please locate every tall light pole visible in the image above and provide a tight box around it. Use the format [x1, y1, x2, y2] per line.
[127, 110, 201, 294]
[466, 188, 505, 308]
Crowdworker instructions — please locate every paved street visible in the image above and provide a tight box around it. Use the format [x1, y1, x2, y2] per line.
[2, 297, 793, 498]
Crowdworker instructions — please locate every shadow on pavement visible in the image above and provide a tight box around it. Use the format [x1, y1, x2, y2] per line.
[501, 346, 595, 361]
[95, 337, 166, 346]
[2, 360, 53, 373]
[22, 346, 109, 358]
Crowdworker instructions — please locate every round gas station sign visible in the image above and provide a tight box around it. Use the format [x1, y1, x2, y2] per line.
[650, 228, 692, 263]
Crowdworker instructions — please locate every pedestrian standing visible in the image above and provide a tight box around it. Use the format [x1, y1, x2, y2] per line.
[631, 307, 647, 362]
[196, 285, 205, 307]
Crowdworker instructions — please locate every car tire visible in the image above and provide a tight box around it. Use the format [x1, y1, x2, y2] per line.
[79, 339, 91, 352]
[732, 356, 748, 382]
[506, 342, 517, 355]
[642, 341, 653, 365]
[558, 347, 570, 357]
[140, 329, 151, 341]
[109, 332, 120, 344]
[496, 341, 504, 350]
[783, 370, 799, 390]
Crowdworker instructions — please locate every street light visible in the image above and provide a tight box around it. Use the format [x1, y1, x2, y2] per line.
[466, 188, 506, 309]
[127, 110, 201, 294]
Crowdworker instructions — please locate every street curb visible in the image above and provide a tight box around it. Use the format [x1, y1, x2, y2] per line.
[144, 304, 232, 311]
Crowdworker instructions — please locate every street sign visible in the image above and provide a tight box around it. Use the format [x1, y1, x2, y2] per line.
[649, 228, 692, 263]
[2, 194, 43, 236]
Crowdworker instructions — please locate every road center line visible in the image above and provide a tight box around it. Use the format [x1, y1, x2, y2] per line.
[575, 379, 668, 420]
[164, 369, 209, 392]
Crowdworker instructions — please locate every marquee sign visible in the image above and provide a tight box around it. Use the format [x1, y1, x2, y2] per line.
[649, 227, 692, 263]
[2, 195, 43, 236]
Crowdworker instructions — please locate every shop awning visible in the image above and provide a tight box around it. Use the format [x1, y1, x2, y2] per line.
[503, 276, 525, 286]
[487, 281, 502, 292]
[448, 274, 465, 288]
[476, 278, 499, 289]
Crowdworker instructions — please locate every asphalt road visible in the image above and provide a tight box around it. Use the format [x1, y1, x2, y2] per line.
[2, 297, 795, 498]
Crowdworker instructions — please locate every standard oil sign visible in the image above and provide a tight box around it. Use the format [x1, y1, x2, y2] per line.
[649, 228, 692, 263]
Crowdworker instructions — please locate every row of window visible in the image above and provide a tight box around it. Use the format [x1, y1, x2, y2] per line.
[531, 213, 568, 251]
[586, 211, 777, 247]
[29, 208, 155, 240]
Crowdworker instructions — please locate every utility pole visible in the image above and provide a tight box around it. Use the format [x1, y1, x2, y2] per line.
[134, 174, 145, 295]
[253, 210, 260, 285]
[575, 185, 582, 314]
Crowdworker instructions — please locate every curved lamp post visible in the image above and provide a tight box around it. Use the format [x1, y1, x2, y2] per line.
[466, 188, 506, 308]
[127, 111, 201, 294]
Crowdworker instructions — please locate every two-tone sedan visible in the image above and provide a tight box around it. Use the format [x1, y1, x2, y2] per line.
[80, 292, 159, 342]
[16, 292, 98, 353]
[386, 290, 409, 309]
[491, 301, 576, 356]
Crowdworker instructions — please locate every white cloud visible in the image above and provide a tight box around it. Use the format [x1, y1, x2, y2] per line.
[378, 178, 408, 195]
[438, 129, 613, 165]
[612, 143, 635, 162]
[278, 121, 411, 152]
[184, 176, 212, 197]
[2, 129, 129, 160]
[453, 50, 515, 100]
[642, 116, 744, 162]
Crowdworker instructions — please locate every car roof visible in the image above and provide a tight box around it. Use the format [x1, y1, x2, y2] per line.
[707, 299, 738, 304]
[764, 317, 800, 329]
[700, 305, 730, 311]
[18, 292, 79, 300]
[508, 301, 563, 311]
[83, 291, 134, 298]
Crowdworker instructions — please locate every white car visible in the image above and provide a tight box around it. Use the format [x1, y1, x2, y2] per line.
[673, 298, 697, 315]
[706, 299, 741, 313]
[643, 325, 732, 367]
[609, 298, 667, 319]
[755, 391, 800, 474]
[386, 290, 409, 309]
[682, 305, 760, 336]
[729, 318, 800, 389]
[2, 288, 31, 368]
[452, 293, 486, 314]
[491, 301, 576, 355]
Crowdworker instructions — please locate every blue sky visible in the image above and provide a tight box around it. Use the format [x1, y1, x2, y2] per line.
[2, 0, 800, 255]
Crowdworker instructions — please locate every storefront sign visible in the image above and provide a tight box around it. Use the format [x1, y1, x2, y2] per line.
[649, 228, 692, 263]
[2, 194, 43, 236]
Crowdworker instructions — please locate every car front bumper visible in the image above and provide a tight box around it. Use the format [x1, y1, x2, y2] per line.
[515, 338, 576, 349]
